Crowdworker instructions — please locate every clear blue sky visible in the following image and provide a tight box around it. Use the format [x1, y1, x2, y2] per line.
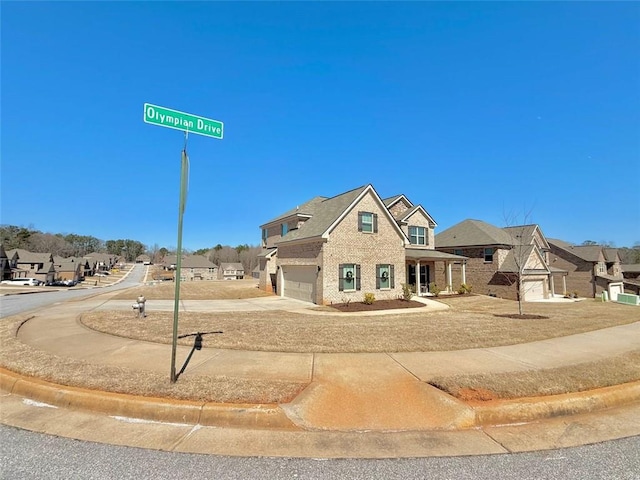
[2, 2, 639, 250]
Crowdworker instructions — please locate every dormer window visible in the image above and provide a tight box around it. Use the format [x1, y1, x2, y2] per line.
[358, 212, 378, 233]
[409, 226, 427, 245]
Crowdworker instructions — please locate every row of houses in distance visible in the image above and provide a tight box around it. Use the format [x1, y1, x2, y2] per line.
[257, 184, 639, 305]
[150, 255, 245, 281]
[0, 245, 121, 284]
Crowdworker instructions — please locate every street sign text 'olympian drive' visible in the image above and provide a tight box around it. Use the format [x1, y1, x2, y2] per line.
[143, 103, 224, 139]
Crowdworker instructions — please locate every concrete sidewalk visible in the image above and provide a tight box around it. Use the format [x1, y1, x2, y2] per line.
[1, 293, 639, 458]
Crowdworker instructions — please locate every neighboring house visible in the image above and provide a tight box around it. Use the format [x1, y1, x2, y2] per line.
[435, 220, 558, 302]
[621, 264, 640, 295]
[218, 263, 245, 280]
[136, 254, 152, 265]
[547, 239, 625, 299]
[53, 256, 84, 282]
[165, 255, 218, 281]
[257, 184, 465, 305]
[5, 248, 56, 284]
[0, 244, 15, 280]
[84, 253, 118, 272]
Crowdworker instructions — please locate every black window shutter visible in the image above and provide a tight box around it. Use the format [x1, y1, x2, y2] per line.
[373, 214, 378, 233]
[355, 264, 361, 290]
[338, 264, 344, 291]
[357, 212, 363, 232]
[375, 264, 380, 289]
[390, 264, 395, 289]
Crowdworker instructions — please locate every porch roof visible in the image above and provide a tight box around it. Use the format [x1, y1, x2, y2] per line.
[405, 249, 466, 262]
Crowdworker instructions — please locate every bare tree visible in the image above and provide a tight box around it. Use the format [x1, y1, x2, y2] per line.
[28, 232, 71, 256]
[502, 208, 537, 316]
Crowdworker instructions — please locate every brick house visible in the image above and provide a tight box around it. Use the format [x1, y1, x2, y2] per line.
[6, 248, 56, 284]
[0, 244, 15, 280]
[621, 264, 640, 294]
[547, 239, 625, 299]
[435, 220, 558, 301]
[163, 255, 218, 281]
[258, 184, 465, 305]
[218, 262, 244, 280]
[53, 256, 86, 282]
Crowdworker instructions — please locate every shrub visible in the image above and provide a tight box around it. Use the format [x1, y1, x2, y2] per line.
[457, 283, 472, 294]
[401, 283, 413, 301]
[363, 293, 375, 305]
[429, 282, 441, 297]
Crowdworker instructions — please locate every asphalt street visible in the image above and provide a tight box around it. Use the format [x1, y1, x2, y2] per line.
[1, 425, 638, 480]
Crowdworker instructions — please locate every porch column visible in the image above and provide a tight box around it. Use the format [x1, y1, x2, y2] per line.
[446, 261, 453, 293]
[416, 261, 421, 296]
[549, 276, 555, 296]
[562, 276, 567, 295]
[461, 261, 466, 285]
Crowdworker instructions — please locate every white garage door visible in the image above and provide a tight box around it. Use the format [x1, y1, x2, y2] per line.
[282, 266, 317, 304]
[608, 284, 622, 302]
[523, 280, 545, 301]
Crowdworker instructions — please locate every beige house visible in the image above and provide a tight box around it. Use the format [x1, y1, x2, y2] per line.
[218, 262, 244, 280]
[163, 255, 218, 281]
[6, 248, 56, 284]
[258, 184, 465, 305]
[435, 220, 557, 301]
[53, 256, 86, 282]
[547, 240, 625, 299]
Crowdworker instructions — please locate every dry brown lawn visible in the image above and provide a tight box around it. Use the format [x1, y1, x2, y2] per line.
[81, 294, 639, 353]
[112, 277, 273, 300]
[2, 286, 639, 403]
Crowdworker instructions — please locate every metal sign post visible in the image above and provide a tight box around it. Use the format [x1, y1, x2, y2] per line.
[143, 103, 223, 383]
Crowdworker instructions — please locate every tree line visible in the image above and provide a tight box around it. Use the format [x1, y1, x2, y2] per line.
[0, 225, 262, 272]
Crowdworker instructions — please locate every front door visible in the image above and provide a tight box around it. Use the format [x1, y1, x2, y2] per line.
[407, 264, 430, 291]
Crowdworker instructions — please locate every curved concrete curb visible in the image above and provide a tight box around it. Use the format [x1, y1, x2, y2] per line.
[0, 368, 299, 431]
[472, 381, 640, 426]
[3, 367, 638, 431]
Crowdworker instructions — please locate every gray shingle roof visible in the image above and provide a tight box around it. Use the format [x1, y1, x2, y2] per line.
[179, 255, 217, 269]
[549, 240, 603, 262]
[603, 248, 620, 262]
[6, 249, 54, 264]
[435, 219, 515, 248]
[278, 185, 369, 243]
[261, 196, 327, 227]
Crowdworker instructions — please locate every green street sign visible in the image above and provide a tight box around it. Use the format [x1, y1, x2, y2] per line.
[143, 103, 223, 139]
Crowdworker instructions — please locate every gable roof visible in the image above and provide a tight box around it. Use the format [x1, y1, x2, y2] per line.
[397, 204, 437, 227]
[277, 185, 368, 243]
[260, 196, 327, 228]
[179, 255, 217, 269]
[603, 248, 620, 263]
[220, 262, 244, 270]
[6, 249, 54, 264]
[274, 185, 408, 245]
[435, 219, 515, 248]
[383, 194, 414, 209]
[548, 239, 605, 262]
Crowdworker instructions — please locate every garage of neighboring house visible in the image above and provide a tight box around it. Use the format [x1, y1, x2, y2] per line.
[608, 282, 623, 301]
[281, 265, 317, 303]
[522, 279, 545, 301]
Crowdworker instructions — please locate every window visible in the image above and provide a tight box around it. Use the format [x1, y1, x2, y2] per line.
[376, 264, 395, 290]
[484, 248, 494, 262]
[281, 223, 289, 236]
[261, 228, 268, 247]
[454, 249, 463, 256]
[339, 263, 360, 292]
[358, 211, 378, 233]
[409, 226, 427, 245]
